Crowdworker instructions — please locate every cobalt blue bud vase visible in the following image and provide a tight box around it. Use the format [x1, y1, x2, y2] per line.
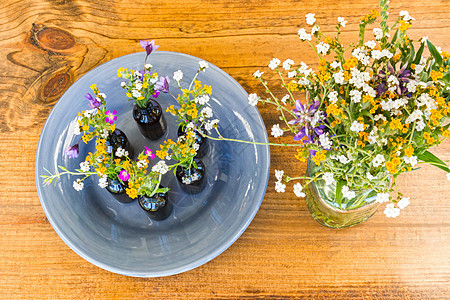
[138, 189, 173, 221]
[106, 177, 134, 204]
[175, 158, 207, 194]
[105, 128, 134, 159]
[133, 100, 166, 140]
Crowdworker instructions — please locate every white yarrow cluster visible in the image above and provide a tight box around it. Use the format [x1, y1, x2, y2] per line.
[330, 61, 341, 69]
[199, 61, 209, 70]
[384, 203, 400, 218]
[253, 70, 264, 78]
[333, 71, 345, 85]
[137, 159, 148, 169]
[350, 121, 364, 133]
[338, 17, 347, 27]
[384, 197, 411, 218]
[376, 192, 390, 203]
[319, 134, 332, 150]
[372, 154, 385, 168]
[322, 172, 335, 185]
[298, 28, 312, 41]
[152, 160, 169, 174]
[274, 169, 286, 193]
[403, 155, 418, 167]
[98, 175, 108, 188]
[280, 94, 290, 105]
[316, 42, 330, 55]
[204, 119, 219, 132]
[328, 90, 339, 104]
[271, 124, 284, 138]
[305, 13, 316, 25]
[350, 90, 362, 103]
[373, 27, 383, 40]
[399, 10, 415, 21]
[115, 147, 129, 158]
[342, 185, 356, 200]
[364, 40, 377, 49]
[173, 70, 183, 82]
[248, 93, 259, 106]
[268, 58, 281, 70]
[282, 59, 294, 70]
[200, 107, 213, 119]
[80, 161, 90, 172]
[73, 179, 84, 191]
[293, 182, 305, 197]
[194, 94, 210, 105]
[397, 197, 410, 209]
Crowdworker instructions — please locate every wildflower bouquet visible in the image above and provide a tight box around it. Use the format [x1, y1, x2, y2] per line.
[41, 87, 135, 191]
[166, 63, 219, 132]
[117, 39, 166, 109]
[248, 0, 449, 221]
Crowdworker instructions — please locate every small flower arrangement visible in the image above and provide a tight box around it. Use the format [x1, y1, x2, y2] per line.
[64, 84, 117, 158]
[121, 147, 169, 199]
[42, 86, 138, 191]
[117, 40, 167, 109]
[247, 0, 449, 218]
[155, 130, 199, 177]
[165, 62, 219, 132]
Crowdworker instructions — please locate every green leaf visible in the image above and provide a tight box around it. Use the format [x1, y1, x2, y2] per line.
[335, 180, 345, 208]
[413, 42, 425, 64]
[417, 150, 450, 173]
[427, 40, 443, 66]
[406, 42, 415, 63]
[391, 28, 399, 44]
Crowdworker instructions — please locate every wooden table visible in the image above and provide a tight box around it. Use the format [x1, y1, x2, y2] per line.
[1, 0, 449, 298]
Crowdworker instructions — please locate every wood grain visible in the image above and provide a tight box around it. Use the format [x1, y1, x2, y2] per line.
[0, 0, 449, 298]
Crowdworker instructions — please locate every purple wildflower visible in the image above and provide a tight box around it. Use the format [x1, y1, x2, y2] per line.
[85, 93, 101, 109]
[118, 170, 129, 182]
[65, 144, 79, 159]
[139, 39, 159, 56]
[152, 90, 160, 98]
[288, 100, 326, 143]
[144, 146, 156, 160]
[377, 62, 412, 97]
[104, 110, 117, 125]
[154, 76, 170, 93]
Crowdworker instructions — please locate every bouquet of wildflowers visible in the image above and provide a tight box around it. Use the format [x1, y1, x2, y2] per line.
[41, 87, 129, 191]
[117, 39, 170, 108]
[120, 147, 169, 199]
[155, 130, 199, 177]
[247, 0, 449, 218]
[165, 62, 219, 132]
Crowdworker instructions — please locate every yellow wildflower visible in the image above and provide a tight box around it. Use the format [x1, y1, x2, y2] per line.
[399, 20, 411, 32]
[404, 145, 414, 157]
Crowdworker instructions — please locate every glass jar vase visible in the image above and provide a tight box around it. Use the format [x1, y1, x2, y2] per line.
[305, 158, 386, 228]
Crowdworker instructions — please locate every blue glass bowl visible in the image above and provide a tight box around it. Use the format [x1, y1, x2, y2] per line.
[35, 51, 270, 277]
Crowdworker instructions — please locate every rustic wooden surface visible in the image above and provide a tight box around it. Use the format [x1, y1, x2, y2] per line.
[0, 0, 449, 299]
